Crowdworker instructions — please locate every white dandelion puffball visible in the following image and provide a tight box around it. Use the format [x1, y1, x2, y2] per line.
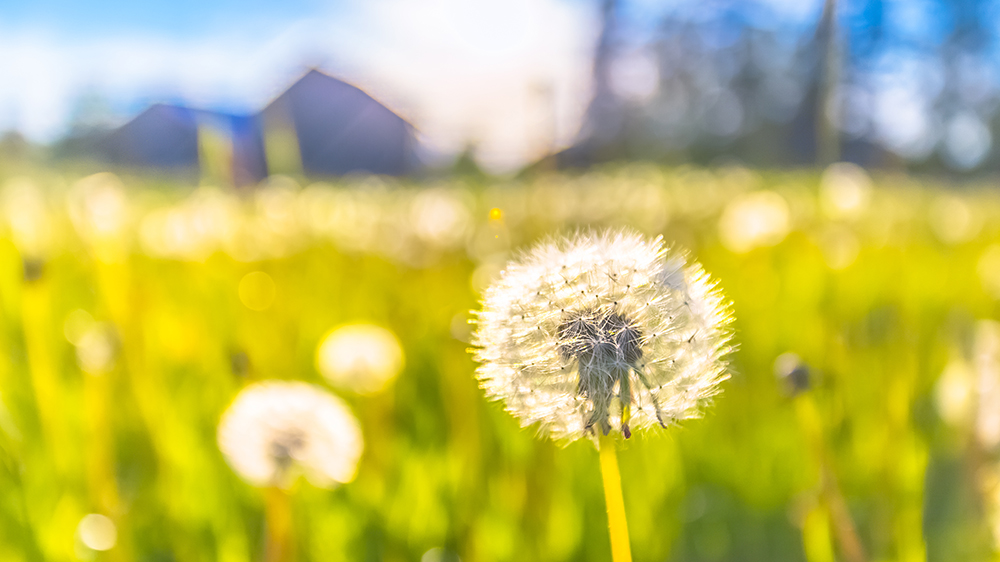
[217, 381, 363, 488]
[316, 324, 404, 394]
[472, 230, 733, 441]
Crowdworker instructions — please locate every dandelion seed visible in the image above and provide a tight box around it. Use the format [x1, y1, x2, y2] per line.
[217, 381, 363, 488]
[472, 230, 733, 441]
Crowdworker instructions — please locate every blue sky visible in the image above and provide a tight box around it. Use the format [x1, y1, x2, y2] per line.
[2, 0, 987, 170]
[0, 0, 850, 169]
[0, 0, 324, 39]
[0, 0, 598, 169]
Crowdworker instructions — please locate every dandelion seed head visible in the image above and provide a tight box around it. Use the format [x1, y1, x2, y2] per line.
[217, 381, 363, 488]
[472, 230, 733, 442]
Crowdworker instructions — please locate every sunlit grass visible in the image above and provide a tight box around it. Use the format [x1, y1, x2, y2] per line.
[0, 164, 995, 561]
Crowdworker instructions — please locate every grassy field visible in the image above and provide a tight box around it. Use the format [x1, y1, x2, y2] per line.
[0, 163, 996, 561]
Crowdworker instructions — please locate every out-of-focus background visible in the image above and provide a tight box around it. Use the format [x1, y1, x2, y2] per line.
[6, 0, 1000, 175]
[2, 1, 1000, 561]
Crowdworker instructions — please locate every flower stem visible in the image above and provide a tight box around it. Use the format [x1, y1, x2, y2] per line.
[795, 396, 867, 562]
[265, 487, 295, 562]
[598, 433, 632, 562]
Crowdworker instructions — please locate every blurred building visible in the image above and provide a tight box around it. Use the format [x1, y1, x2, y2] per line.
[261, 70, 419, 177]
[99, 69, 420, 184]
[101, 104, 268, 185]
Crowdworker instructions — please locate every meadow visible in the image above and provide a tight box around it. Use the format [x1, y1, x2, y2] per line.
[0, 163, 995, 562]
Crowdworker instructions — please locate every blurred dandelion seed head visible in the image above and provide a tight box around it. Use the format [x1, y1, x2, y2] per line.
[2, 177, 52, 258]
[67, 173, 130, 262]
[139, 188, 242, 262]
[217, 381, 363, 488]
[316, 324, 404, 394]
[472, 230, 733, 442]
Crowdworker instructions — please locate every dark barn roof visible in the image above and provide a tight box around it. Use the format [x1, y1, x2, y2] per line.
[101, 104, 199, 170]
[99, 70, 420, 183]
[100, 105, 267, 183]
[261, 70, 419, 177]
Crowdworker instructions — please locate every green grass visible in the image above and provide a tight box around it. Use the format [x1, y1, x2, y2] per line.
[0, 164, 995, 561]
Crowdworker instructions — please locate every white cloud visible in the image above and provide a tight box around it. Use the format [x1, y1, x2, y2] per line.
[0, 0, 596, 171]
[321, 0, 596, 170]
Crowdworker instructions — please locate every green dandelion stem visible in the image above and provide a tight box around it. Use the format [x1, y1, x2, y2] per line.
[265, 487, 295, 562]
[21, 280, 70, 473]
[598, 433, 632, 562]
[794, 395, 868, 562]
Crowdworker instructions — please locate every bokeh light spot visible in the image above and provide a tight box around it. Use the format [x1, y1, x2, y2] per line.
[76, 323, 117, 374]
[818, 226, 860, 270]
[239, 271, 276, 311]
[929, 194, 980, 244]
[64, 309, 96, 345]
[978, 245, 1000, 300]
[718, 190, 790, 253]
[820, 162, 872, 220]
[316, 324, 404, 394]
[77, 514, 117, 551]
[935, 358, 974, 428]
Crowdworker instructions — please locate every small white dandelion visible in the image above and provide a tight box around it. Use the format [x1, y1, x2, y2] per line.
[217, 381, 363, 488]
[315, 324, 404, 394]
[472, 230, 733, 441]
